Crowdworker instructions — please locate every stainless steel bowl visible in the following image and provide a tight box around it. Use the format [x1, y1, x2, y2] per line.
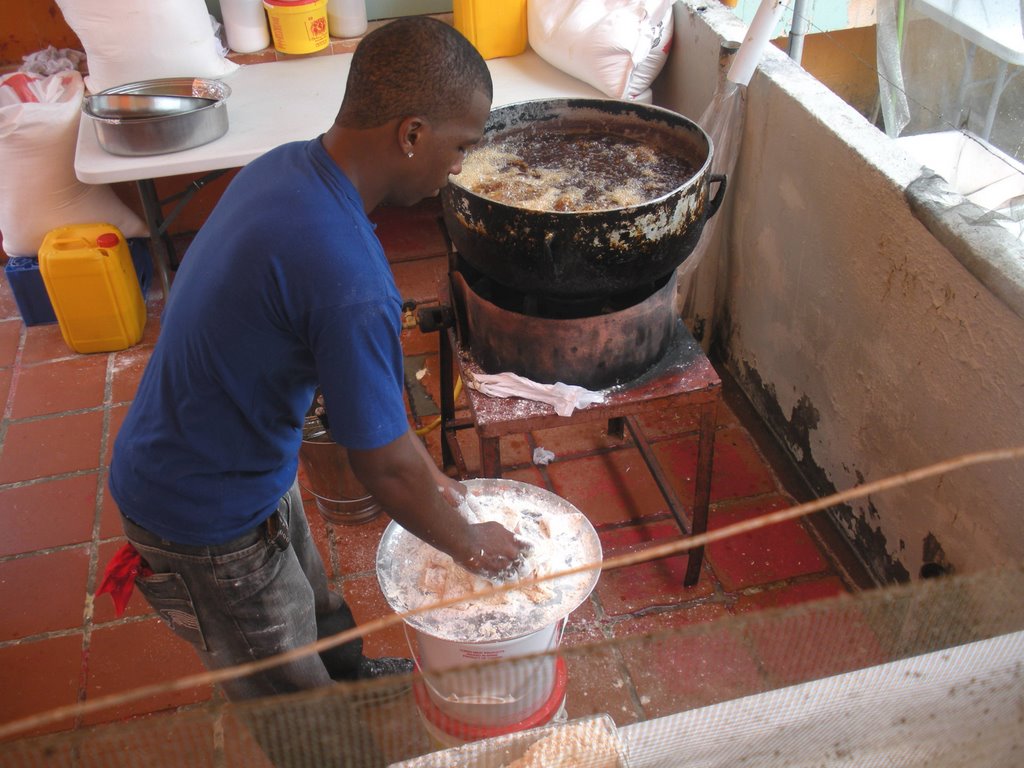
[82, 78, 231, 156]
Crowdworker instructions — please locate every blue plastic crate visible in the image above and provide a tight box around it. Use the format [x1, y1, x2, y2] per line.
[4, 257, 57, 326]
[3, 237, 152, 327]
[127, 237, 154, 298]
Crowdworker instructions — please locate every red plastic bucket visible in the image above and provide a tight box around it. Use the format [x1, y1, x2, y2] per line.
[414, 655, 568, 746]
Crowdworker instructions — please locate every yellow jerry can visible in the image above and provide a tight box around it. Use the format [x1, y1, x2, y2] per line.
[38, 223, 147, 354]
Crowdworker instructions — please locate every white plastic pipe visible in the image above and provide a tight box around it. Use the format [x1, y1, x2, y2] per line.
[726, 0, 788, 87]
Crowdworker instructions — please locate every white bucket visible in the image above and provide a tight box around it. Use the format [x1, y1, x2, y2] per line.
[376, 479, 601, 729]
[412, 619, 565, 726]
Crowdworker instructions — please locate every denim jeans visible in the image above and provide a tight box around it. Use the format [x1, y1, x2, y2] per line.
[122, 480, 364, 701]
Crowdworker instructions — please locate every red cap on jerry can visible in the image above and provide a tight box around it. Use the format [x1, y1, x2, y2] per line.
[96, 232, 120, 248]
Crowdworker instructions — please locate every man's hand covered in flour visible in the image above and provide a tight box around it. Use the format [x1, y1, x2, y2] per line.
[439, 483, 525, 578]
[458, 522, 525, 579]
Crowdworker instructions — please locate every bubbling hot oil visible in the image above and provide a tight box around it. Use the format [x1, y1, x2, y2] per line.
[457, 131, 697, 212]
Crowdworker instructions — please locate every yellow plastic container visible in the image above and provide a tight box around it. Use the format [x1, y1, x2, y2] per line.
[263, 0, 330, 55]
[453, 0, 528, 60]
[38, 224, 147, 354]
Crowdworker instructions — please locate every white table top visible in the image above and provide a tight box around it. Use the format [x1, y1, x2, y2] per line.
[914, 0, 1024, 64]
[74, 50, 605, 185]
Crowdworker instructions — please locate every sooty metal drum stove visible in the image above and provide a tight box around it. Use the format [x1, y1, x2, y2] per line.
[418, 247, 721, 587]
[417, 97, 727, 586]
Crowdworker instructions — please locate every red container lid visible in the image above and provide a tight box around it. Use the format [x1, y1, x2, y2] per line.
[263, 0, 321, 6]
[96, 232, 120, 248]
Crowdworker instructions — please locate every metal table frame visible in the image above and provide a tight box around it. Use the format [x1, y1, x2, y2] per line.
[433, 287, 721, 587]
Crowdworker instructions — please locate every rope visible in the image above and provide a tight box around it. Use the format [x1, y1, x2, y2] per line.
[3, 445, 1022, 741]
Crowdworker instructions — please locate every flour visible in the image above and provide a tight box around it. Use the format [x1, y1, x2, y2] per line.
[376, 480, 601, 643]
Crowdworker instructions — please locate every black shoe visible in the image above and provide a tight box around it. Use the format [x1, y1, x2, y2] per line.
[356, 656, 415, 680]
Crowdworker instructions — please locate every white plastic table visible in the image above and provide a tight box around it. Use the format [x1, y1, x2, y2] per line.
[914, 0, 1024, 140]
[74, 51, 604, 297]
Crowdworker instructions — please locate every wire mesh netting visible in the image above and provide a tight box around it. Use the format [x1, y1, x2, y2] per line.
[2, 562, 1021, 767]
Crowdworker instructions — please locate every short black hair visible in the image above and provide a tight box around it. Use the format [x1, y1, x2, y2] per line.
[338, 16, 493, 129]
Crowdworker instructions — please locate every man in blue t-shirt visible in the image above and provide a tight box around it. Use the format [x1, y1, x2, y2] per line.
[108, 17, 523, 701]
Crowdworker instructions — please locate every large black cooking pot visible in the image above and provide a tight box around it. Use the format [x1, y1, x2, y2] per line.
[441, 98, 726, 299]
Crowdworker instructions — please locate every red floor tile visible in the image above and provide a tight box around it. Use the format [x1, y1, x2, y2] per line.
[0, 411, 105, 483]
[595, 519, 715, 616]
[611, 603, 767, 716]
[103, 404, 128, 469]
[0, 366, 12, 416]
[531, 420, 630, 459]
[547, 449, 668, 527]
[742, 600, 889, 688]
[0, 633, 83, 736]
[0, 318, 20, 368]
[732, 576, 848, 614]
[563, 643, 640, 726]
[0, 473, 100, 557]
[343, 574, 410, 661]
[110, 344, 154, 404]
[705, 425, 781, 502]
[452, 428, 534, 475]
[303, 496, 338, 580]
[330, 509, 391, 577]
[390, 256, 448, 304]
[401, 325, 443, 358]
[10, 355, 108, 419]
[499, 465, 547, 488]
[372, 200, 448, 264]
[706, 494, 828, 592]
[651, 424, 779, 507]
[84, 618, 212, 726]
[18, 323, 75, 365]
[0, 276, 20, 320]
[561, 595, 603, 644]
[0, 546, 91, 641]
[98, 473, 124, 540]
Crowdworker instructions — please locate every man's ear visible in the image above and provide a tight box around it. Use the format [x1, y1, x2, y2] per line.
[398, 116, 426, 155]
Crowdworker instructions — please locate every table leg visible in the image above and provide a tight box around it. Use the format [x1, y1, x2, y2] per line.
[684, 401, 718, 586]
[136, 179, 174, 301]
[623, 415, 706, 586]
[479, 436, 501, 479]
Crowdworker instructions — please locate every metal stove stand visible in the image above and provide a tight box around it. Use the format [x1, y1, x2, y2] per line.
[423, 289, 722, 587]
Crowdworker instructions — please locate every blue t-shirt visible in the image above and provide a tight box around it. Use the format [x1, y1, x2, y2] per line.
[110, 138, 409, 545]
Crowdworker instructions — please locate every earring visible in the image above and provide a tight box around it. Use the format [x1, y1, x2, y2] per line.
[407, 152, 414, 158]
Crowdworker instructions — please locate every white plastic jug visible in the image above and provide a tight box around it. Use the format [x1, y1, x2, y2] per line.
[326, 0, 367, 38]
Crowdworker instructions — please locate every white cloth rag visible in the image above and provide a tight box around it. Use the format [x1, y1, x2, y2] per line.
[467, 371, 605, 417]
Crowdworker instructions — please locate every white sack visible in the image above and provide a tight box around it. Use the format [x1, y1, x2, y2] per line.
[527, 0, 674, 100]
[55, 0, 238, 93]
[0, 71, 146, 257]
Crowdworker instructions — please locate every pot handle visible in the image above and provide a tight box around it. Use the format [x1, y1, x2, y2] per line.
[705, 174, 728, 220]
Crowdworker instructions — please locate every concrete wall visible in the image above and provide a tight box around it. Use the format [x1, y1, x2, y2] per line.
[656, 1, 1024, 584]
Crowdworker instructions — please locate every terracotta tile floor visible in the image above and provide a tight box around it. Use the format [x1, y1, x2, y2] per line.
[0, 200, 868, 744]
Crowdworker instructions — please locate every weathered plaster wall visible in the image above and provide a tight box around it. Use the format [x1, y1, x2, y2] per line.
[657, 1, 1024, 584]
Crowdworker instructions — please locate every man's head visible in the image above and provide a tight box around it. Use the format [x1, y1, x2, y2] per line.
[329, 17, 493, 208]
[338, 16, 492, 130]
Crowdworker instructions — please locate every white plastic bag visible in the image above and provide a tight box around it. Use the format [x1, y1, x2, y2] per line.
[0, 70, 146, 257]
[55, 0, 238, 93]
[527, 0, 674, 100]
